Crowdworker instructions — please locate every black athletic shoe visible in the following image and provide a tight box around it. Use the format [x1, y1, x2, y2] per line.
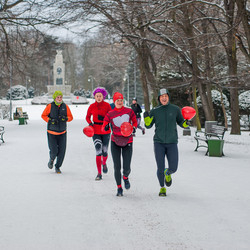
[142, 128, 145, 135]
[116, 188, 123, 197]
[48, 159, 54, 169]
[103, 164, 108, 174]
[95, 173, 102, 180]
[55, 167, 61, 174]
[123, 177, 130, 190]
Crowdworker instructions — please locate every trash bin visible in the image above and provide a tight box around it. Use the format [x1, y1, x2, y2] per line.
[207, 139, 224, 157]
[183, 127, 191, 136]
[19, 117, 26, 125]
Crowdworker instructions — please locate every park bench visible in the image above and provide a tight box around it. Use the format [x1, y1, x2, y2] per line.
[0, 125, 5, 144]
[194, 122, 226, 156]
[13, 107, 29, 125]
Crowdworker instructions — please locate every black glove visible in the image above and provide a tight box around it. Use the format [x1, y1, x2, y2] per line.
[89, 122, 94, 127]
[104, 124, 110, 131]
[143, 111, 149, 118]
[49, 118, 58, 125]
[59, 116, 68, 122]
[98, 115, 104, 121]
[133, 127, 136, 134]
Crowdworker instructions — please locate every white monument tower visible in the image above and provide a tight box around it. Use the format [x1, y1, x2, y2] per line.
[47, 50, 71, 95]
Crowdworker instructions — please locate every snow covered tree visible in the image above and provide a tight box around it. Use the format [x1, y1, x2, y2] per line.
[197, 90, 230, 126]
[54, 0, 160, 111]
[6, 85, 28, 100]
[74, 88, 86, 97]
[239, 91, 250, 114]
[28, 87, 35, 98]
[235, 0, 250, 63]
[239, 90, 250, 129]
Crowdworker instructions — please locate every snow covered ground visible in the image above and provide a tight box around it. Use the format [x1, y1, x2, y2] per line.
[0, 100, 250, 250]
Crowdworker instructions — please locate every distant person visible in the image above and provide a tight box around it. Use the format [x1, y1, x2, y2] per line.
[110, 96, 115, 110]
[143, 88, 188, 196]
[131, 97, 145, 135]
[110, 102, 115, 109]
[41, 91, 73, 173]
[86, 87, 112, 180]
[102, 92, 137, 196]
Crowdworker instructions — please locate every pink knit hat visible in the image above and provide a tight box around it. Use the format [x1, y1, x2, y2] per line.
[93, 87, 108, 98]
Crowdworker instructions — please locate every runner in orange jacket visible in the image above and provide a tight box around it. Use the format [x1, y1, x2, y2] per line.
[41, 91, 73, 173]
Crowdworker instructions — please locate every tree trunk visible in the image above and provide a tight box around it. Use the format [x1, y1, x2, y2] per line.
[225, 0, 241, 134]
[235, 0, 250, 62]
[230, 87, 240, 134]
[136, 44, 156, 111]
[182, 6, 214, 122]
[202, 20, 215, 121]
[192, 85, 201, 131]
[138, 64, 150, 111]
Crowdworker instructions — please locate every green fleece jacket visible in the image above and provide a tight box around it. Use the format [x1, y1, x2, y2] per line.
[145, 102, 185, 144]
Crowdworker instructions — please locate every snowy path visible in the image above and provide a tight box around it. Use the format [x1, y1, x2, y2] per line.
[0, 112, 250, 250]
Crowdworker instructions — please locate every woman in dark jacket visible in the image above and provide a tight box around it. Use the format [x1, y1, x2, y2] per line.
[131, 97, 145, 135]
[41, 91, 73, 173]
[144, 88, 188, 196]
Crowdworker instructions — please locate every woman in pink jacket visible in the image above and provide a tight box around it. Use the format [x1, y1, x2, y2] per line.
[102, 92, 137, 197]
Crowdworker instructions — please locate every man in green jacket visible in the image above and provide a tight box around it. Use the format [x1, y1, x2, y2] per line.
[144, 88, 188, 196]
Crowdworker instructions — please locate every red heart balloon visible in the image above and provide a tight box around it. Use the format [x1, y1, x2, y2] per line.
[120, 122, 133, 137]
[83, 126, 94, 137]
[181, 106, 196, 120]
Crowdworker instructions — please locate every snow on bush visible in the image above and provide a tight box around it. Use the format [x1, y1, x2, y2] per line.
[28, 87, 35, 98]
[6, 85, 28, 100]
[196, 90, 250, 128]
[239, 91, 250, 129]
[73, 88, 87, 97]
[196, 89, 229, 107]
[0, 104, 10, 119]
[239, 90, 250, 111]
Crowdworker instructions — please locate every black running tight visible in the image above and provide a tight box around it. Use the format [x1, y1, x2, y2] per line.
[111, 141, 133, 186]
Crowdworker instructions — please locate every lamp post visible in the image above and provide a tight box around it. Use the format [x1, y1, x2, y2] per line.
[1, 12, 13, 120]
[134, 60, 136, 98]
[6, 34, 13, 121]
[9, 55, 13, 121]
[88, 76, 94, 96]
[126, 73, 129, 106]
[25, 76, 31, 105]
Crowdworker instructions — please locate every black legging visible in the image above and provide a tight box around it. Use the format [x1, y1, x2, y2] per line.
[47, 132, 67, 168]
[111, 141, 133, 186]
[92, 134, 110, 156]
[154, 142, 178, 187]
